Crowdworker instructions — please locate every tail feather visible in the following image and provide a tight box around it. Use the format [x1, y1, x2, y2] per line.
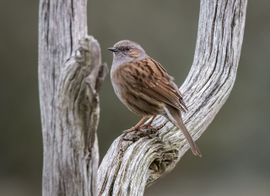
[164, 106, 202, 157]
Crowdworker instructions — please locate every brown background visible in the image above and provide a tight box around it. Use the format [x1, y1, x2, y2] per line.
[0, 0, 269, 195]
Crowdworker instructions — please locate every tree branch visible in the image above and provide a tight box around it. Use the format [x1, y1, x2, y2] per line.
[39, 1, 105, 195]
[97, 0, 247, 195]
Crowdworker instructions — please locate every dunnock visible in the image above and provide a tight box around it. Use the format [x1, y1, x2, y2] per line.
[108, 40, 201, 157]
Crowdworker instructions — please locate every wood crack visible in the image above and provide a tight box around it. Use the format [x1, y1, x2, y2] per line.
[97, 0, 247, 195]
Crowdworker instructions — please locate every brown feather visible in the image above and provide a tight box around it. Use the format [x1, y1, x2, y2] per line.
[165, 105, 202, 157]
[119, 57, 188, 113]
[110, 40, 200, 156]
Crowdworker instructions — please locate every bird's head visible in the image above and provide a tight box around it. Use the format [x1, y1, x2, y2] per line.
[108, 40, 147, 65]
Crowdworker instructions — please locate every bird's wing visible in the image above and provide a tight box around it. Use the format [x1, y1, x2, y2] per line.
[120, 57, 187, 112]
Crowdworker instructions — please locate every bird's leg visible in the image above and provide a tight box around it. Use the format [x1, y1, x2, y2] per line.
[142, 115, 168, 132]
[124, 116, 149, 133]
[142, 115, 157, 128]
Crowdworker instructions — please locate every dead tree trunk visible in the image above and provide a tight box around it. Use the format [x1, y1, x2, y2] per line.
[38, 0, 105, 195]
[38, 0, 247, 196]
[97, 0, 247, 195]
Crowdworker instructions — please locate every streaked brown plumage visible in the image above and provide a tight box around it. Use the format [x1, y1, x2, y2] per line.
[109, 40, 201, 157]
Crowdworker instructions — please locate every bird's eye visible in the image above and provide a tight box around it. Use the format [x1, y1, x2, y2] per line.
[120, 46, 130, 51]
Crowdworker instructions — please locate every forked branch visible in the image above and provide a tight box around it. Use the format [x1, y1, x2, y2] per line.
[97, 0, 247, 195]
[39, 0, 247, 195]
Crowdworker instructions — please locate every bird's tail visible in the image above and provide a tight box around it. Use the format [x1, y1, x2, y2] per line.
[164, 106, 202, 157]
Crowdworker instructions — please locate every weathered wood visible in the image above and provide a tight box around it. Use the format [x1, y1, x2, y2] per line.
[97, 0, 247, 195]
[38, 1, 105, 195]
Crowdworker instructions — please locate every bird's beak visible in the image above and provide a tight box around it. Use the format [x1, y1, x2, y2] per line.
[107, 47, 118, 53]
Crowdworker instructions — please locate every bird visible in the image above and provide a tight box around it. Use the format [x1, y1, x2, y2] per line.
[108, 40, 201, 157]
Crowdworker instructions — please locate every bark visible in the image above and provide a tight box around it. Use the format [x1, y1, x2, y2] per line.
[38, 0, 105, 195]
[97, 0, 248, 195]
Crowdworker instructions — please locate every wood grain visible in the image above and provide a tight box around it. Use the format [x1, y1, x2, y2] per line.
[39, 0, 247, 195]
[97, 0, 248, 195]
[38, 1, 105, 195]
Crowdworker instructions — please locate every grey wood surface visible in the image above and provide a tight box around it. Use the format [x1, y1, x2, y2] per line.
[38, 0, 247, 195]
[97, 0, 247, 195]
[38, 1, 105, 195]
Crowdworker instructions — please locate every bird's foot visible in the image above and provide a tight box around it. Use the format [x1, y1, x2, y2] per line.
[122, 121, 168, 142]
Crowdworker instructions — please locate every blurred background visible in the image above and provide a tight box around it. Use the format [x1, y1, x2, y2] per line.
[0, 0, 269, 195]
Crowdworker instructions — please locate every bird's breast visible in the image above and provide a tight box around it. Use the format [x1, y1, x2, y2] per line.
[110, 65, 165, 116]
[110, 66, 127, 105]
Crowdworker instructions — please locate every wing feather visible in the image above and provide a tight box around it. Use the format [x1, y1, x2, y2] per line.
[119, 57, 187, 112]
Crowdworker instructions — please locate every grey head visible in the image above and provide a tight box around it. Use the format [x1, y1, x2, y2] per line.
[108, 40, 147, 68]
